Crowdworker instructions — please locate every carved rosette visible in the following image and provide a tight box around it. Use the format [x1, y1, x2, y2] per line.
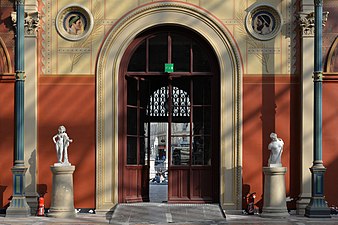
[11, 11, 40, 36]
[299, 11, 329, 37]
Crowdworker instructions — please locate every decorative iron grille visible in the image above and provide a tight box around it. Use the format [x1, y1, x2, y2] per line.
[148, 86, 190, 117]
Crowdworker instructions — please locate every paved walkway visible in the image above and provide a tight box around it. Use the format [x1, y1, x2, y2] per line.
[149, 184, 167, 203]
[1, 209, 338, 224]
[109, 203, 226, 224]
[2, 186, 338, 224]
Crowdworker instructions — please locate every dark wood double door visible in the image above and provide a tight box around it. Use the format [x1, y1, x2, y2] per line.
[118, 27, 219, 203]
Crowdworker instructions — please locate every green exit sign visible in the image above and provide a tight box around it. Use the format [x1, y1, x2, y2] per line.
[165, 63, 174, 73]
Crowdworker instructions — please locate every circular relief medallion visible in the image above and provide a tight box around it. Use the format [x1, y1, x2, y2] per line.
[245, 4, 282, 41]
[56, 4, 94, 41]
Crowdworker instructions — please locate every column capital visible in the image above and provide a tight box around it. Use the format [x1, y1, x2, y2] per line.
[298, 12, 329, 37]
[11, 11, 40, 37]
[17, 0, 25, 4]
[15, 71, 26, 80]
[314, 0, 322, 7]
[313, 71, 323, 81]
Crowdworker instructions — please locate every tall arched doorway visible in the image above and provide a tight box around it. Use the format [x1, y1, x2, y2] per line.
[118, 27, 220, 203]
[96, 1, 242, 211]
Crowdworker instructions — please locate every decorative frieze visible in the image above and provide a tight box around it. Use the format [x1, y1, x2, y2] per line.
[11, 11, 40, 36]
[248, 48, 281, 54]
[58, 47, 91, 53]
[299, 11, 329, 37]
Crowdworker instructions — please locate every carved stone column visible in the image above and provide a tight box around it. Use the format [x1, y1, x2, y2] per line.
[6, 0, 31, 217]
[297, 7, 328, 215]
[297, 4, 329, 216]
[297, 10, 315, 216]
[305, 0, 330, 217]
[11, 1, 40, 215]
[23, 8, 39, 216]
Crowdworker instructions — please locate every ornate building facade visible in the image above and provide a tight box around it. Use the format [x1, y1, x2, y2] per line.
[1, 0, 338, 215]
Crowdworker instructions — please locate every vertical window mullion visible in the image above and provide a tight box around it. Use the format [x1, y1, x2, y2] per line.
[147, 81, 151, 166]
[168, 32, 172, 64]
[168, 78, 172, 167]
[190, 43, 193, 73]
[146, 39, 149, 73]
[189, 78, 193, 166]
[137, 79, 140, 165]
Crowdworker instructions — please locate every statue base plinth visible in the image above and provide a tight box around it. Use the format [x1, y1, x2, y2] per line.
[54, 162, 71, 167]
[48, 165, 76, 218]
[261, 167, 289, 218]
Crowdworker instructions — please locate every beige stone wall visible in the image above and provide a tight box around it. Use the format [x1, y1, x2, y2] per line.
[41, 0, 293, 76]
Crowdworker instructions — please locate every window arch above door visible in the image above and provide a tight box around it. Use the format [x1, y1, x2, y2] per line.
[126, 27, 215, 73]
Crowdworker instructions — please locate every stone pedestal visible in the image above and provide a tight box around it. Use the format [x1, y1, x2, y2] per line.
[48, 165, 76, 218]
[261, 167, 289, 218]
[6, 166, 30, 217]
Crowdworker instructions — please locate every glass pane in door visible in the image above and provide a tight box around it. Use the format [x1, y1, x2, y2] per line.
[172, 33, 190, 72]
[127, 108, 137, 135]
[193, 107, 211, 135]
[127, 77, 137, 106]
[171, 136, 190, 165]
[193, 78, 211, 105]
[128, 41, 146, 72]
[127, 136, 137, 165]
[140, 137, 146, 165]
[149, 34, 167, 71]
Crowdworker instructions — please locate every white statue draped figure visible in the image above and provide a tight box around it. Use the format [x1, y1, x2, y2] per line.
[53, 125, 73, 166]
[268, 132, 284, 167]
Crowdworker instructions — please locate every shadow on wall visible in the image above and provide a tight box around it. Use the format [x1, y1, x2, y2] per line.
[27, 150, 36, 192]
[242, 183, 263, 213]
[0, 186, 7, 213]
[37, 184, 48, 198]
[324, 155, 338, 207]
[242, 184, 251, 211]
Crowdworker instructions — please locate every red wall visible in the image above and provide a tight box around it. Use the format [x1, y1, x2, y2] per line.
[0, 82, 14, 210]
[2, 68, 337, 211]
[0, 0, 15, 210]
[37, 76, 95, 208]
[323, 82, 338, 207]
[242, 76, 301, 210]
[322, 1, 338, 208]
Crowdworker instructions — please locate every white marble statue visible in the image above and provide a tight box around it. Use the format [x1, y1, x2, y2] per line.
[268, 132, 284, 167]
[53, 125, 73, 166]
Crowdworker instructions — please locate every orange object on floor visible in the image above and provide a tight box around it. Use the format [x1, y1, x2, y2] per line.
[37, 197, 45, 216]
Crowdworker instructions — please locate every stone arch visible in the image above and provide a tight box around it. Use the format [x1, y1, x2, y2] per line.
[326, 36, 338, 73]
[0, 37, 12, 74]
[95, 1, 243, 212]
